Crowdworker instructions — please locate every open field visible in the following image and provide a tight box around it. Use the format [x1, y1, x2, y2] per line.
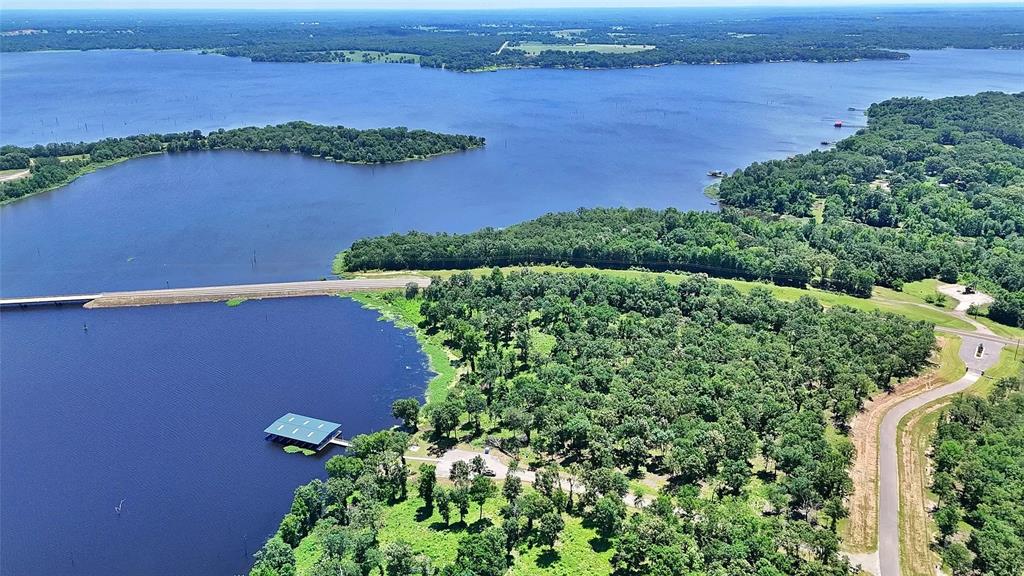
[894, 279, 943, 304]
[515, 41, 655, 55]
[974, 315, 1024, 340]
[0, 168, 30, 182]
[336, 49, 420, 63]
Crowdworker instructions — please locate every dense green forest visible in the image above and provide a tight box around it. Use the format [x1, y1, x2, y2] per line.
[0, 122, 483, 202]
[718, 92, 1024, 325]
[3, 8, 1021, 71]
[930, 379, 1024, 576]
[339, 92, 1024, 327]
[252, 270, 934, 576]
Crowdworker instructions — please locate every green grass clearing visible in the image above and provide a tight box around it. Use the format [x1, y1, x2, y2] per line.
[973, 315, 1024, 340]
[375, 490, 612, 576]
[515, 41, 655, 55]
[293, 521, 328, 574]
[892, 279, 942, 304]
[336, 50, 420, 64]
[57, 153, 90, 163]
[550, 28, 589, 38]
[529, 328, 557, 359]
[973, 345, 1024, 397]
[935, 335, 967, 384]
[810, 199, 825, 224]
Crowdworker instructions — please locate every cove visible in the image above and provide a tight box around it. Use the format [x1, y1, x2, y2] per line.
[0, 297, 431, 576]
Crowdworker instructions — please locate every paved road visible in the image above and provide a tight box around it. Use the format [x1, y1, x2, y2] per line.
[935, 326, 1019, 347]
[876, 335, 1004, 576]
[0, 276, 431, 309]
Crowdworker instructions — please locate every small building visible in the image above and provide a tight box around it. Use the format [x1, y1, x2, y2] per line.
[264, 413, 342, 452]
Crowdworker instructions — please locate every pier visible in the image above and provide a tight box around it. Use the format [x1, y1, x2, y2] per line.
[0, 276, 430, 310]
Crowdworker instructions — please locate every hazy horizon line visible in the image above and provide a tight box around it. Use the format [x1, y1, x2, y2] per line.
[5, 1, 1021, 13]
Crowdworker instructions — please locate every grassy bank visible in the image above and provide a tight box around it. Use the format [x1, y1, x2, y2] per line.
[974, 344, 1024, 396]
[974, 315, 1024, 340]
[347, 292, 456, 405]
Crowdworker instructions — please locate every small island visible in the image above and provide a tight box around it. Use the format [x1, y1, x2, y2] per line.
[0, 122, 485, 203]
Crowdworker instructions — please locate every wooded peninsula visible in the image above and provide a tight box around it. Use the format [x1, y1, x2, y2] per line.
[248, 90, 1024, 576]
[250, 270, 939, 576]
[339, 92, 1024, 329]
[0, 122, 484, 203]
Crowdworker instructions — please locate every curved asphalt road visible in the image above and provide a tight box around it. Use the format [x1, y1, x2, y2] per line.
[877, 335, 1004, 576]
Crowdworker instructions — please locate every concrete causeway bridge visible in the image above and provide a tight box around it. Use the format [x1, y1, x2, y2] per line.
[0, 276, 431, 310]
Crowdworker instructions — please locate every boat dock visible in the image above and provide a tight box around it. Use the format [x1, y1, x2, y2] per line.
[0, 276, 430, 310]
[265, 413, 347, 452]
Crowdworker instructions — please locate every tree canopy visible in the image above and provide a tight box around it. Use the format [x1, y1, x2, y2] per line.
[930, 378, 1024, 576]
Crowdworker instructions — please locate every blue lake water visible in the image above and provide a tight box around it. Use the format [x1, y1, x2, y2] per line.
[1, 48, 1023, 576]
[3, 49, 1023, 296]
[0, 297, 430, 576]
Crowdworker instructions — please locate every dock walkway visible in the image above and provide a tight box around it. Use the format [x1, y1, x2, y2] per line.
[0, 277, 430, 309]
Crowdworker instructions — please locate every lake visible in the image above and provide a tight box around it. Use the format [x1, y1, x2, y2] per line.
[0, 297, 430, 576]
[1, 48, 1023, 576]
[3, 49, 1023, 296]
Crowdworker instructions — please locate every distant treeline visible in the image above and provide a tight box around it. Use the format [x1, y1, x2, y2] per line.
[2, 8, 1021, 71]
[339, 92, 1024, 328]
[0, 122, 484, 202]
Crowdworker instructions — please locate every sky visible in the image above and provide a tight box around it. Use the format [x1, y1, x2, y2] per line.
[5, 0, 1020, 10]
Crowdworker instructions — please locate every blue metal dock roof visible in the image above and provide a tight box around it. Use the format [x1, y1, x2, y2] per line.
[264, 413, 341, 446]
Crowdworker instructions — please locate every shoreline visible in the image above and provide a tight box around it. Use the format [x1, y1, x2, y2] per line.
[0, 144, 484, 206]
[32, 46, 1024, 75]
[347, 291, 457, 407]
[0, 153, 151, 206]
